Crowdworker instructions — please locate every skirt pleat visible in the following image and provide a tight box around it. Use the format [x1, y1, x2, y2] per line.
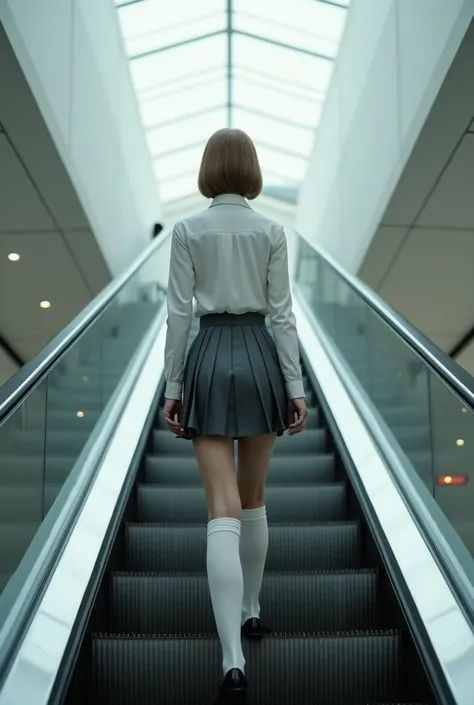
[184, 327, 216, 431]
[181, 313, 288, 439]
[247, 326, 287, 431]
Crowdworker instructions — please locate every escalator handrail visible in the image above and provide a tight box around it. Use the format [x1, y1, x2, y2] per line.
[0, 308, 167, 699]
[298, 234, 474, 410]
[0, 226, 171, 424]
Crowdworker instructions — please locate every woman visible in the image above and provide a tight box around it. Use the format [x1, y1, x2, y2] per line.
[163, 128, 307, 705]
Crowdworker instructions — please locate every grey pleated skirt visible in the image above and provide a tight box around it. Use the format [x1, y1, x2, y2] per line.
[181, 312, 288, 439]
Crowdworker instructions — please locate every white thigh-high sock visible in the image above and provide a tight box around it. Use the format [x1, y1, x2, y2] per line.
[240, 506, 269, 624]
[207, 518, 245, 675]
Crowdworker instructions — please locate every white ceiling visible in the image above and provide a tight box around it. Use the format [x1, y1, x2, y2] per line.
[359, 22, 474, 361]
[0, 26, 111, 377]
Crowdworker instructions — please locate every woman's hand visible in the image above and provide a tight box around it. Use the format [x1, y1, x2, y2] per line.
[288, 397, 307, 435]
[163, 398, 184, 437]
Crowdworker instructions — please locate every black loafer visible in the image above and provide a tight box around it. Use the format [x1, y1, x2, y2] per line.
[213, 668, 247, 705]
[241, 617, 272, 639]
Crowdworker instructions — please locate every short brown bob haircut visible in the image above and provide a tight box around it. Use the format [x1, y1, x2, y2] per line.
[198, 128, 263, 200]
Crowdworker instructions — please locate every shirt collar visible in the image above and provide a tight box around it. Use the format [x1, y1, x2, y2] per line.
[209, 193, 252, 209]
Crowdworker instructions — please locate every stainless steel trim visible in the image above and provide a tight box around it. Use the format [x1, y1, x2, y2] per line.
[293, 294, 474, 705]
[0, 314, 168, 705]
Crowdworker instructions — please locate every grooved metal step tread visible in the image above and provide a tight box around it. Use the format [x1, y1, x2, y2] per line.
[90, 631, 403, 705]
[137, 484, 347, 523]
[152, 428, 327, 455]
[109, 569, 379, 634]
[125, 522, 362, 572]
[144, 453, 335, 485]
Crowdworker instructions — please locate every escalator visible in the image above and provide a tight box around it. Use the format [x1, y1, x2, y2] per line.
[0, 230, 473, 705]
[65, 351, 433, 705]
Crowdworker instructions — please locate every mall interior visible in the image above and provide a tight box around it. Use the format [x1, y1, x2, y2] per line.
[0, 1, 474, 703]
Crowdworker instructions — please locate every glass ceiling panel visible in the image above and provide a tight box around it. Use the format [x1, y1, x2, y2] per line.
[116, 0, 350, 205]
[232, 33, 333, 94]
[232, 65, 325, 103]
[232, 107, 315, 156]
[147, 108, 228, 155]
[140, 77, 227, 129]
[232, 75, 322, 130]
[154, 145, 206, 180]
[156, 171, 202, 204]
[253, 145, 307, 182]
[130, 33, 227, 92]
[117, 0, 225, 57]
[137, 66, 226, 103]
[233, 0, 347, 58]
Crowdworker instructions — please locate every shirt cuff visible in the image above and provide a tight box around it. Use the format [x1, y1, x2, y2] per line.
[286, 379, 306, 400]
[165, 381, 182, 400]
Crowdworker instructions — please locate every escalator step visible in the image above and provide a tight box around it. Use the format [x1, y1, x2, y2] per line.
[144, 453, 335, 485]
[137, 484, 346, 523]
[90, 632, 402, 705]
[156, 405, 321, 430]
[109, 570, 378, 634]
[152, 429, 327, 455]
[125, 522, 361, 572]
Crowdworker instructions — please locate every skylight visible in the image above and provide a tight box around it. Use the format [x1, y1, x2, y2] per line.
[116, 0, 350, 206]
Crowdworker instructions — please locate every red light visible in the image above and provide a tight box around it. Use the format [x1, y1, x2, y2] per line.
[437, 475, 467, 486]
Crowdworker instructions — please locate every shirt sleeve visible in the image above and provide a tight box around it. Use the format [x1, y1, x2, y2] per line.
[164, 224, 195, 400]
[267, 227, 305, 400]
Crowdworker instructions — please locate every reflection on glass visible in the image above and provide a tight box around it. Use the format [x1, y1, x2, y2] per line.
[430, 373, 474, 555]
[296, 237, 474, 559]
[0, 246, 167, 608]
[0, 381, 47, 594]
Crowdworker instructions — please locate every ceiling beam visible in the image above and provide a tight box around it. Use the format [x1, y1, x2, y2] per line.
[0, 333, 24, 368]
[234, 29, 334, 60]
[129, 30, 226, 60]
[116, 0, 146, 7]
[314, 0, 349, 8]
[128, 28, 334, 63]
[449, 326, 474, 360]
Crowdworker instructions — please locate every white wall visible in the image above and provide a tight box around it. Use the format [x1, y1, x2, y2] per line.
[296, 0, 474, 274]
[0, 0, 162, 277]
[0, 348, 19, 388]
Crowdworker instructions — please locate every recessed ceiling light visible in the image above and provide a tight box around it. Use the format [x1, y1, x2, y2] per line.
[461, 407, 468, 413]
[8, 253, 20, 261]
[39, 300, 52, 309]
[456, 439, 465, 447]
[77, 411, 85, 418]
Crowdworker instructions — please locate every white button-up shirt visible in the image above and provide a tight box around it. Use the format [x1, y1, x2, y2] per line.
[164, 193, 304, 401]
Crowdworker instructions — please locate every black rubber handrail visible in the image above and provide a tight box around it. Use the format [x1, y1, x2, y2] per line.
[298, 234, 474, 412]
[0, 227, 171, 425]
